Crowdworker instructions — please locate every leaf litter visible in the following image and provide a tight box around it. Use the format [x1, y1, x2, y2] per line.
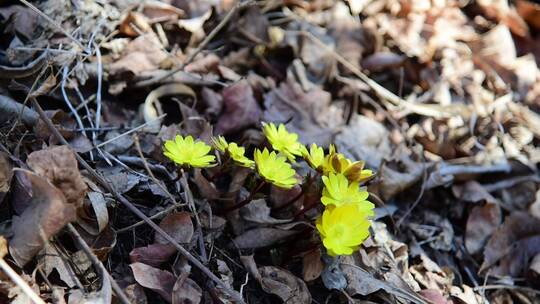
[1, 0, 540, 303]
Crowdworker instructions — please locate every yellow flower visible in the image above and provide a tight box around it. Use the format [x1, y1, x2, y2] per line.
[302, 143, 325, 171]
[254, 148, 297, 189]
[213, 136, 228, 153]
[212, 136, 255, 168]
[322, 145, 373, 183]
[321, 173, 371, 207]
[262, 122, 303, 161]
[163, 135, 215, 168]
[316, 203, 373, 256]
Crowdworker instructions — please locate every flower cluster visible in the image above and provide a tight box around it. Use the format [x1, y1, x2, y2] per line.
[162, 122, 375, 256]
[301, 145, 375, 256]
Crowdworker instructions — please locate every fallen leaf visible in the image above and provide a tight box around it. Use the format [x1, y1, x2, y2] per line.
[9, 170, 76, 266]
[178, 10, 212, 44]
[215, 80, 262, 135]
[124, 283, 147, 304]
[419, 289, 451, 304]
[130, 244, 177, 267]
[340, 254, 426, 303]
[263, 79, 338, 146]
[40, 244, 79, 288]
[240, 199, 291, 224]
[201, 87, 223, 120]
[452, 181, 497, 204]
[103, 130, 134, 154]
[26, 145, 87, 208]
[119, 12, 151, 37]
[0, 152, 12, 204]
[99, 166, 142, 194]
[335, 115, 392, 169]
[528, 189, 540, 220]
[302, 249, 323, 282]
[233, 228, 297, 249]
[481, 211, 540, 277]
[376, 151, 425, 201]
[108, 34, 168, 79]
[465, 202, 501, 255]
[0, 5, 40, 40]
[193, 169, 220, 201]
[172, 276, 202, 304]
[517, 0, 540, 31]
[76, 192, 108, 237]
[155, 211, 194, 245]
[258, 266, 312, 304]
[130, 262, 176, 303]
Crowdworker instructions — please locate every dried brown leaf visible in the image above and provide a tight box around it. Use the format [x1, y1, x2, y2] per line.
[465, 203, 501, 255]
[108, 34, 168, 78]
[0, 5, 40, 40]
[26, 145, 87, 208]
[233, 228, 297, 249]
[0, 152, 12, 203]
[215, 80, 262, 135]
[9, 170, 76, 266]
[258, 266, 312, 304]
[172, 277, 202, 304]
[302, 249, 323, 282]
[263, 79, 337, 146]
[240, 199, 291, 224]
[124, 283, 147, 304]
[131, 262, 176, 303]
[155, 212, 194, 245]
[40, 244, 79, 288]
[129, 244, 177, 267]
[335, 115, 391, 169]
[481, 211, 540, 277]
[517, 0, 540, 31]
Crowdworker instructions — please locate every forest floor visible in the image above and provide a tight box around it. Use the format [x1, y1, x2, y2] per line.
[1, 0, 540, 303]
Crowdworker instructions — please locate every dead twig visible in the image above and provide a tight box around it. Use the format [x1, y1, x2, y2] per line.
[0, 259, 45, 304]
[31, 98, 246, 304]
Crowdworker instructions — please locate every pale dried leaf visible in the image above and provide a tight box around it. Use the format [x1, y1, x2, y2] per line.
[233, 228, 297, 249]
[259, 266, 311, 304]
[240, 199, 291, 224]
[172, 277, 202, 304]
[9, 170, 76, 266]
[131, 262, 176, 302]
[154, 211, 194, 245]
[26, 145, 87, 207]
[465, 203, 501, 255]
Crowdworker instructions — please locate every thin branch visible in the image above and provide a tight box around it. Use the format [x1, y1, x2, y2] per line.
[0, 259, 45, 304]
[31, 98, 245, 304]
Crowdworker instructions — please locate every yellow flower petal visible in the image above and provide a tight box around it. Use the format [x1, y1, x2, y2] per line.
[163, 135, 215, 168]
[254, 148, 297, 189]
[262, 122, 304, 162]
[316, 203, 373, 256]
